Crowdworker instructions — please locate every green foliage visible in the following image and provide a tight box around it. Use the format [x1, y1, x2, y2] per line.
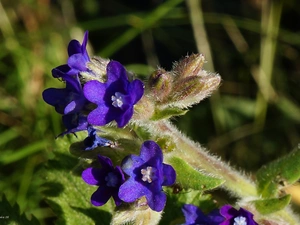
[0, 194, 40, 225]
[43, 136, 113, 225]
[168, 157, 224, 191]
[253, 195, 292, 215]
[151, 107, 188, 121]
[256, 148, 300, 198]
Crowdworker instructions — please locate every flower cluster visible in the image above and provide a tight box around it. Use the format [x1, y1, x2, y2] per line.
[82, 140, 176, 212]
[43, 32, 176, 212]
[43, 31, 263, 224]
[42, 31, 144, 144]
[181, 204, 258, 225]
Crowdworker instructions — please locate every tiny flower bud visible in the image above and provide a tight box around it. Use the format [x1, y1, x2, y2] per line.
[168, 73, 220, 108]
[172, 53, 206, 78]
[148, 68, 173, 102]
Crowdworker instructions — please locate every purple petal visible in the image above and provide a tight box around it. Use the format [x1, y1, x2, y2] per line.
[42, 88, 69, 114]
[97, 155, 113, 171]
[182, 204, 207, 224]
[146, 190, 166, 212]
[91, 186, 112, 206]
[127, 79, 144, 104]
[140, 141, 163, 165]
[82, 167, 106, 185]
[115, 107, 133, 128]
[64, 101, 76, 114]
[87, 106, 111, 126]
[68, 53, 88, 71]
[81, 31, 89, 49]
[112, 192, 123, 206]
[118, 179, 149, 203]
[220, 205, 236, 219]
[83, 80, 106, 105]
[106, 61, 128, 84]
[52, 64, 72, 78]
[121, 155, 144, 176]
[68, 40, 81, 56]
[162, 164, 176, 186]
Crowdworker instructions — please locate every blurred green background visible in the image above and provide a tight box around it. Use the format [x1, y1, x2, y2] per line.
[0, 0, 300, 223]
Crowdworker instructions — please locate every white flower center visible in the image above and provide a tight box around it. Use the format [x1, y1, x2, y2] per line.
[111, 92, 123, 108]
[141, 166, 157, 183]
[105, 172, 119, 187]
[234, 216, 247, 225]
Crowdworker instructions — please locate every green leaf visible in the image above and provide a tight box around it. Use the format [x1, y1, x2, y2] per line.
[0, 194, 40, 225]
[151, 107, 188, 121]
[43, 137, 113, 225]
[167, 157, 224, 191]
[253, 195, 291, 215]
[256, 147, 300, 198]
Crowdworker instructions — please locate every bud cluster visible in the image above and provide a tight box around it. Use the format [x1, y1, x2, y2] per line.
[148, 54, 221, 109]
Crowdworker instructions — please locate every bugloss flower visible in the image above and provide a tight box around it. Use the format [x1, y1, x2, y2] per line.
[82, 155, 125, 206]
[118, 140, 176, 212]
[181, 204, 224, 225]
[43, 75, 87, 115]
[83, 60, 144, 128]
[220, 205, 258, 225]
[84, 126, 113, 150]
[52, 31, 90, 78]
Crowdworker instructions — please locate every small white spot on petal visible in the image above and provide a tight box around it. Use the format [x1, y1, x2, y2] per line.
[234, 216, 247, 225]
[141, 166, 157, 183]
[111, 92, 124, 108]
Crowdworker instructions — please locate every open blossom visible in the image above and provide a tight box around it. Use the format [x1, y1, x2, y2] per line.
[82, 155, 125, 206]
[220, 205, 258, 225]
[118, 140, 176, 212]
[181, 204, 224, 225]
[52, 31, 90, 78]
[83, 60, 144, 128]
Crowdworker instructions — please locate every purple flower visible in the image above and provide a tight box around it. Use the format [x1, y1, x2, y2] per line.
[182, 204, 224, 225]
[52, 31, 90, 78]
[220, 205, 258, 225]
[82, 155, 125, 207]
[83, 60, 144, 128]
[42, 75, 87, 115]
[84, 126, 113, 150]
[118, 140, 176, 212]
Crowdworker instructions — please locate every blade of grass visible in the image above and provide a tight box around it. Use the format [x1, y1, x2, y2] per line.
[0, 129, 19, 147]
[186, 0, 226, 134]
[0, 141, 46, 165]
[254, 0, 283, 128]
[99, 0, 184, 57]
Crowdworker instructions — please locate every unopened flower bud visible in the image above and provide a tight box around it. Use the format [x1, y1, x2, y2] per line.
[148, 68, 173, 102]
[172, 53, 205, 78]
[169, 73, 221, 108]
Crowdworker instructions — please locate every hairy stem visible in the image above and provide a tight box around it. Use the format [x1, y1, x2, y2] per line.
[155, 120, 257, 197]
